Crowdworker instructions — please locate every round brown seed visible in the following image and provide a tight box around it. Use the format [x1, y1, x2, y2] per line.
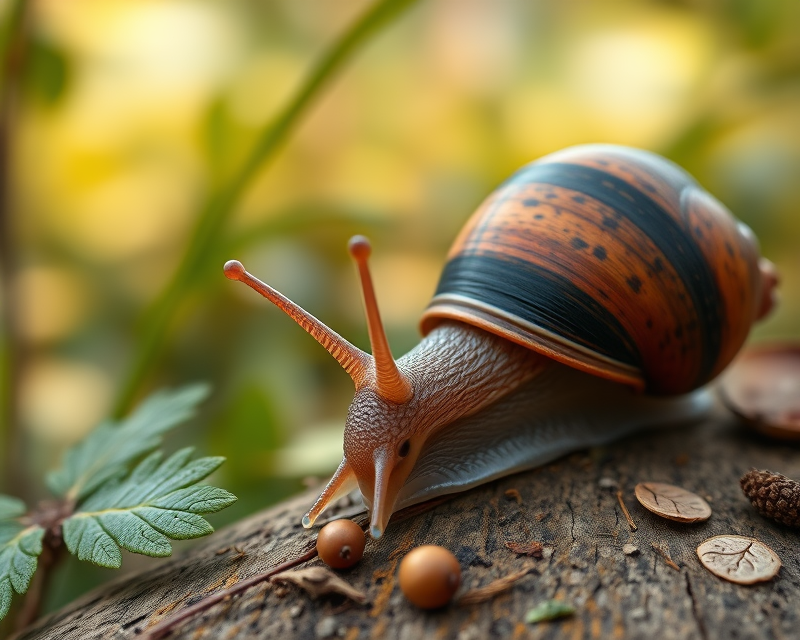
[398, 545, 461, 609]
[316, 519, 365, 569]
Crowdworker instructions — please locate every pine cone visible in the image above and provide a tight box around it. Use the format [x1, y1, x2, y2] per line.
[740, 469, 800, 528]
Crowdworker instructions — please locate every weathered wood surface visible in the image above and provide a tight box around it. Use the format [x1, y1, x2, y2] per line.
[13, 409, 800, 640]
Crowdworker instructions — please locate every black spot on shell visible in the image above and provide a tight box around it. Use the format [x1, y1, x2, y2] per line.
[674, 326, 683, 338]
[725, 242, 734, 257]
[571, 237, 589, 250]
[646, 319, 654, 329]
[653, 257, 664, 273]
[534, 213, 544, 220]
[593, 246, 607, 260]
[602, 217, 619, 230]
[572, 196, 586, 204]
[627, 276, 642, 293]
[523, 198, 540, 207]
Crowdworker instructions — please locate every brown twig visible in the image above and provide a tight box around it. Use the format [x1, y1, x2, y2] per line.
[141, 544, 319, 640]
[616, 490, 638, 531]
[651, 542, 680, 571]
[457, 567, 535, 605]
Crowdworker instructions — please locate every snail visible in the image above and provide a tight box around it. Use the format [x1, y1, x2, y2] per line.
[224, 144, 779, 540]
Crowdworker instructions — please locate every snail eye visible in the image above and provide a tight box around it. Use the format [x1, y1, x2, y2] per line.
[398, 439, 411, 458]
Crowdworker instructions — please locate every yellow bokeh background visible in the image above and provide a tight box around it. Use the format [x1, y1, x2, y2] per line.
[1, 0, 799, 611]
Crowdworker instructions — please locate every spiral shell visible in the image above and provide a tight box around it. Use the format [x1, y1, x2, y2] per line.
[420, 144, 765, 394]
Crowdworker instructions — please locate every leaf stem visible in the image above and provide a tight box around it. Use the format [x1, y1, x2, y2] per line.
[112, 0, 422, 417]
[14, 534, 63, 632]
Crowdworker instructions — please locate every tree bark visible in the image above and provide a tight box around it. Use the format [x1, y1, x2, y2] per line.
[13, 407, 800, 640]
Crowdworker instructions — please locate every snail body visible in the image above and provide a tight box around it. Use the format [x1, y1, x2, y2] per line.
[225, 144, 778, 539]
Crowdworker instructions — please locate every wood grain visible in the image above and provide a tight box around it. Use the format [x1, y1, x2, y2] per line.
[13, 409, 800, 640]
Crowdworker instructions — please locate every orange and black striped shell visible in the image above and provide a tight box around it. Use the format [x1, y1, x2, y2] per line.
[419, 144, 765, 395]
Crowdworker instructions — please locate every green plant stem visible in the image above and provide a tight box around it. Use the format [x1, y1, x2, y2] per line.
[0, 0, 30, 495]
[112, 0, 422, 417]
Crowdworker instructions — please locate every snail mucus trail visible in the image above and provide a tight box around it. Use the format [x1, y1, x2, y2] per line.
[224, 144, 778, 540]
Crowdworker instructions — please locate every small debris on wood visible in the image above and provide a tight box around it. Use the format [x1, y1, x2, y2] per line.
[505, 540, 544, 558]
[740, 469, 800, 528]
[634, 482, 711, 523]
[272, 567, 368, 604]
[458, 568, 534, 605]
[524, 600, 575, 623]
[504, 488, 522, 504]
[651, 542, 680, 571]
[622, 544, 640, 556]
[289, 603, 304, 618]
[616, 490, 638, 531]
[314, 616, 341, 639]
[696, 535, 781, 584]
[598, 477, 618, 490]
[674, 453, 690, 466]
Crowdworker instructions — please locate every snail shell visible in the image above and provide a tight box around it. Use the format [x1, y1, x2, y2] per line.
[421, 144, 771, 395]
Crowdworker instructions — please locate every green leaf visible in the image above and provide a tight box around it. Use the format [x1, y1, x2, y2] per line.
[0, 495, 26, 519]
[62, 448, 236, 568]
[525, 600, 576, 624]
[47, 384, 210, 501]
[0, 522, 45, 621]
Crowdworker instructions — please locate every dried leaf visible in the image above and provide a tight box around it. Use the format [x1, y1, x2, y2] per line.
[525, 600, 575, 623]
[271, 566, 367, 603]
[634, 482, 711, 523]
[505, 541, 543, 558]
[504, 489, 522, 504]
[696, 535, 781, 584]
[719, 344, 800, 440]
[458, 568, 533, 605]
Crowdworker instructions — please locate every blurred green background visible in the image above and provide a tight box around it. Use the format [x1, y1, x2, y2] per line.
[0, 0, 798, 614]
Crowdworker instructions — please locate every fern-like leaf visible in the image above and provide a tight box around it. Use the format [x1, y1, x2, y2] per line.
[62, 448, 236, 568]
[0, 495, 44, 622]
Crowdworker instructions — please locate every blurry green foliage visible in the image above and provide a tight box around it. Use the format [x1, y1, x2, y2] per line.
[21, 33, 70, 106]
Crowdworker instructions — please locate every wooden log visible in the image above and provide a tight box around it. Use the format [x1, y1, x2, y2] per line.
[13, 409, 800, 640]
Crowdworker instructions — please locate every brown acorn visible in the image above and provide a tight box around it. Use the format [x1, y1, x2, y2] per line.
[740, 469, 800, 528]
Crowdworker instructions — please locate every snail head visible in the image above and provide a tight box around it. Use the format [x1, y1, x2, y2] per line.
[223, 236, 416, 540]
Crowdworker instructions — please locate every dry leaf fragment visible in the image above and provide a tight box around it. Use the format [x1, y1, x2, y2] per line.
[505, 541, 544, 558]
[504, 488, 522, 504]
[458, 568, 533, 605]
[740, 469, 800, 528]
[622, 544, 639, 556]
[719, 344, 800, 440]
[634, 482, 711, 523]
[271, 567, 368, 603]
[696, 535, 780, 584]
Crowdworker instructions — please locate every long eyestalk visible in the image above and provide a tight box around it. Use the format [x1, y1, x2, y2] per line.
[348, 236, 413, 404]
[224, 260, 370, 387]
